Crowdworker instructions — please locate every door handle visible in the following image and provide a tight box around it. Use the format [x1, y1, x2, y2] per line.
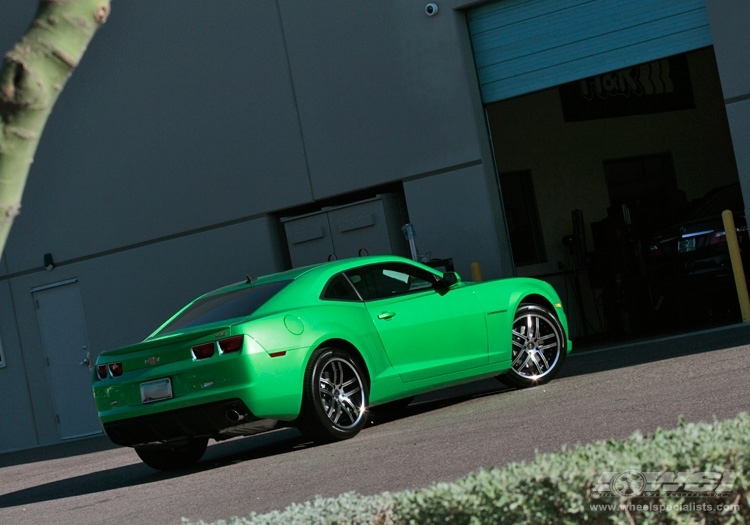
[377, 311, 396, 320]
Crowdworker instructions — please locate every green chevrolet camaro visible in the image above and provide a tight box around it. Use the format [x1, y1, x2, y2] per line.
[93, 255, 572, 470]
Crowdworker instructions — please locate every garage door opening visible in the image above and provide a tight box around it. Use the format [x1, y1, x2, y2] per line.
[484, 47, 741, 343]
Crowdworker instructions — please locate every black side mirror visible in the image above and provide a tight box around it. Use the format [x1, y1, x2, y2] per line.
[434, 271, 458, 295]
[442, 272, 458, 286]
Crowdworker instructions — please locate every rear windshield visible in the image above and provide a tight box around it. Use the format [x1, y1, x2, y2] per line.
[157, 280, 291, 335]
[683, 184, 744, 221]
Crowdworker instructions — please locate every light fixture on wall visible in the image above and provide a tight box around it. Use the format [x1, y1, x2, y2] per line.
[43, 253, 55, 271]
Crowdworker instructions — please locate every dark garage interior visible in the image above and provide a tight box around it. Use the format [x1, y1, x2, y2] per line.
[486, 47, 742, 343]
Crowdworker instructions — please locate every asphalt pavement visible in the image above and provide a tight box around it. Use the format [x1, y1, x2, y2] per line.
[1, 321, 749, 524]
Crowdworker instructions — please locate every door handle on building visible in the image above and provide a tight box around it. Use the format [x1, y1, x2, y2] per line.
[80, 349, 92, 370]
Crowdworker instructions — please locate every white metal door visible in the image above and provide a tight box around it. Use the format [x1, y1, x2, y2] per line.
[34, 280, 102, 439]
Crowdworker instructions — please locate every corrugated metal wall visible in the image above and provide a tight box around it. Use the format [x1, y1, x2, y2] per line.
[469, 0, 713, 103]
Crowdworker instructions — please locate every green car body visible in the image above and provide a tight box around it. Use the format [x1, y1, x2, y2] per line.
[93, 255, 572, 469]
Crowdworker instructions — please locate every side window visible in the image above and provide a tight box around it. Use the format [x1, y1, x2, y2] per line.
[321, 274, 361, 302]
[345, 263, 438, 301]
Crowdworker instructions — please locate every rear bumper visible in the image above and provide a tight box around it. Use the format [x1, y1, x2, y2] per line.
[103, 398, 255, 447]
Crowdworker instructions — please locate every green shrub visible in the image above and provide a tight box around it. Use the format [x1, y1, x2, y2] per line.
[184, 413, 749, 525]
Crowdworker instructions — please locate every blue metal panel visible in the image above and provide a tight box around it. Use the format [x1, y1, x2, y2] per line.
[469, 0, 713, 103]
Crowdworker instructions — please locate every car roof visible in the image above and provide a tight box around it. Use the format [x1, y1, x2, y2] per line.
[148, 255, 445, 337]
[203, 255, 434, 298]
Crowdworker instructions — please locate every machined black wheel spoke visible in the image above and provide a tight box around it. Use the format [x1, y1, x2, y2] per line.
[319, 378, 335, 397]
[533, 349, 550, 370]
[513, 350, 530, 368]
[339, 397, 359, 421]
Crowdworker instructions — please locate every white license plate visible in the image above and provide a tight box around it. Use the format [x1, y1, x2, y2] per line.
[678, 237, 696, 253]
[140, 378, 173, 403]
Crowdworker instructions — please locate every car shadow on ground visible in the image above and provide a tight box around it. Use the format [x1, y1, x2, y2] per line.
[0, 427, 305, 509]
[0, 383, 515, 509]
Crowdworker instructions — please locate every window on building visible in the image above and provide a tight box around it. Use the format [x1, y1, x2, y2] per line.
[498, 170, 547, 266]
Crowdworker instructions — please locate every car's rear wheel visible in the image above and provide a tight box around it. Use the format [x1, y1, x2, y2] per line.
[499, 303, 566, 388]
[134, 437, 208, 471]
[297, 347, 369, 443]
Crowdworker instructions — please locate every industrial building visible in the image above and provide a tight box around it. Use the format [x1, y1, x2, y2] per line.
[0, 0, 747, 452]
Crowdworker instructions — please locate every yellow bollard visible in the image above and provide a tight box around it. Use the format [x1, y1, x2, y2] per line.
[722, 210, 750, 323]
[470, 262, 483, 282]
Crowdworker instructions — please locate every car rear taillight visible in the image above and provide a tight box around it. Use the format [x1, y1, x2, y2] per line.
[192, 342, 215, 360]
[710, 224, 747, 245]
[218, 336, 244, 354]
[97, 362, 123, 379]
[192, 336, 244, 359]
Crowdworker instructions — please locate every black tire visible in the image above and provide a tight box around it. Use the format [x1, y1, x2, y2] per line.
[134, 438, 208, 471]
[499, 303, 566, 388]
[297, 347, 369, 443]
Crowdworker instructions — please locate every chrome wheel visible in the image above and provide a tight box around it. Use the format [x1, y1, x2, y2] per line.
[318, 356, 366, 430]
[501, 304, 566, 388]
[298, 347, 369, 442]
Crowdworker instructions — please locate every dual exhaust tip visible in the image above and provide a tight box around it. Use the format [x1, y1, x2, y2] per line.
[225, 409, 247, 423]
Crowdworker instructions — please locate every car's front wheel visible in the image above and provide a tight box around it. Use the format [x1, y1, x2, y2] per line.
[499, 303, 566, 388]
[297, 347, 369, 443]
[134, 438, 208, 471]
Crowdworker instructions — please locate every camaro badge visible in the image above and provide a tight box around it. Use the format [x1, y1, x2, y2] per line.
[145, 357, 160, 366]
